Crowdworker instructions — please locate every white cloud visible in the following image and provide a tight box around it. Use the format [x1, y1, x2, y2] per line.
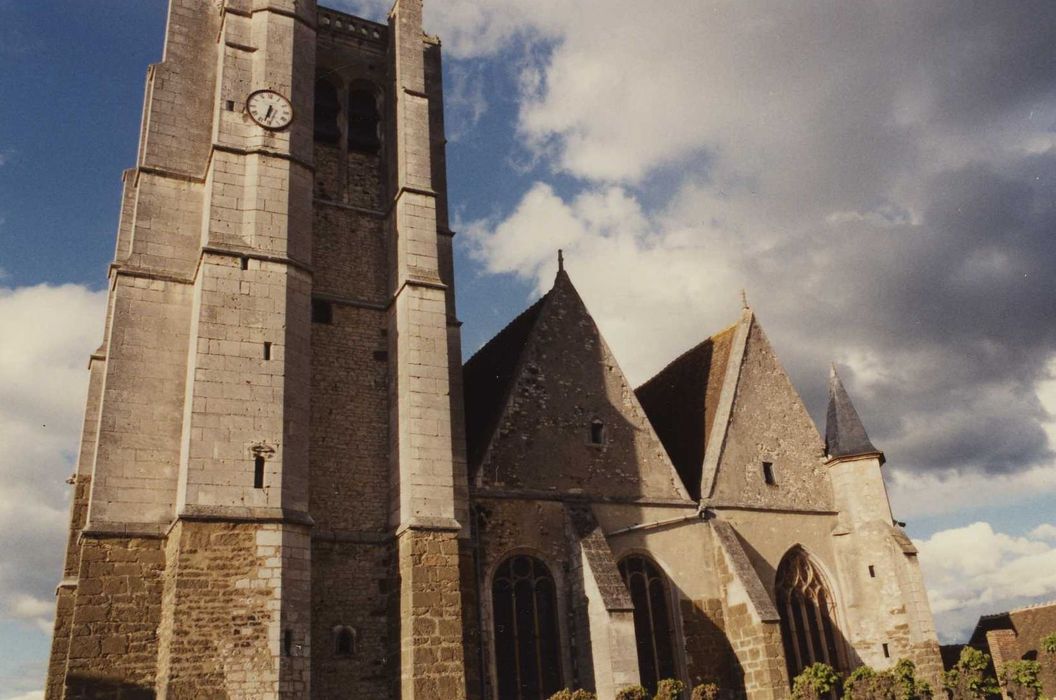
[917, 522, 1056, 642]
[0, 284, 106, 645]
[1030, 523, 1056, 541]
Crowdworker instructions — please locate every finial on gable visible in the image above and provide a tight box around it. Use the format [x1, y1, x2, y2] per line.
[740, 288, 749, 310]
[558, 249, 564, 272]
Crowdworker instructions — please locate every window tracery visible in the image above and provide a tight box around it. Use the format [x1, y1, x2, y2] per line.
[618, 555, 677, 693]
[776, 548, 846, 683]
[492, 555, 562, 700]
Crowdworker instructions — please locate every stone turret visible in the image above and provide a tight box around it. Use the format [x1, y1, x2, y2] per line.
[826, 366, 943, 685]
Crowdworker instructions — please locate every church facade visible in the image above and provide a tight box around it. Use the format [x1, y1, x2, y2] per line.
[45, 1, 943, 698]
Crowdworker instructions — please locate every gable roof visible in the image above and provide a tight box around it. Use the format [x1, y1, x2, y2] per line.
[635, 323, 738, 500]
[463, 291, 548, 472]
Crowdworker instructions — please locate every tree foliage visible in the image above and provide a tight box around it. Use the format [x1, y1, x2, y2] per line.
[615, 685, 651, 700]
[654, 679, 686, 700]
[943, 647, 1000, 700]
[792, 663, 841, 700]
[843, 659, 931, 700]
[548, 690, 597, 700]
[998, 660, 1042, 700]
[1041, 632, 1056, 655]
[691, 681, 720, 700]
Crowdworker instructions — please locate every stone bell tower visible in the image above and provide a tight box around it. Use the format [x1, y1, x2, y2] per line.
[45, 0, 471, 697]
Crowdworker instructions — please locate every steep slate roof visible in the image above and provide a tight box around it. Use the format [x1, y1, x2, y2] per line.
[635, 324, 737, 500]
[825, 366, 883, 462]
[463, 293, 548, 472]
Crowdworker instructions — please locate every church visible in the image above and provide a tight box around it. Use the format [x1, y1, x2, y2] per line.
[45, 1, 943, 698]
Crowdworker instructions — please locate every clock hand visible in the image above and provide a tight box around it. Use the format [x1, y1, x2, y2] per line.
[265, 106, 274, 120]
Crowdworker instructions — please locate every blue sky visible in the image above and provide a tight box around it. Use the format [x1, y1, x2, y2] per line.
[2, 1, 1056, 697]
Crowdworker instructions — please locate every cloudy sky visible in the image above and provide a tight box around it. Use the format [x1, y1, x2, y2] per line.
[2, 0, 1055, 696]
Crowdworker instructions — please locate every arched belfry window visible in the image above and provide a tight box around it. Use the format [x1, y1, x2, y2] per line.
[618, 555, 677, 693]
[314, 77, 340, 144]
[347, 85, 380, 153]
[492, 555, 562, 700]
[776, 548, 846, 682]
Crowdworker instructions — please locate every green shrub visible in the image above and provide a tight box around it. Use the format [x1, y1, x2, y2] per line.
[1042, 632, 1056, 655]
[615, 686, 651, 700]
[843, 660, 931, 700]
[999, 659, 1042, 700]
[547, 690, 597, 700]
[791, 663, 840, 700]
[691, 681, 720, 700]
[943, 647, 999, 700]
[654, 678, 685, 700]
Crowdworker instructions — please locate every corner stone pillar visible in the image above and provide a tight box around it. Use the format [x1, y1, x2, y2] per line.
[386, 1, 469, 698]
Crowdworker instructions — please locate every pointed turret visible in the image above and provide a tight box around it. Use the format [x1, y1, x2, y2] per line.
[826, 365, 884, 463]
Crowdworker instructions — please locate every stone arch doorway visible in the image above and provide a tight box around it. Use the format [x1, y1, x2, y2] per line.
[618, 554, 678, 693]
[492, 554, 563, 700]
[776, 547, 848, 682]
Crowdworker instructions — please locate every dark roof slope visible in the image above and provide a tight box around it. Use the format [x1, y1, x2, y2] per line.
[825, 366, 882, 461]
[462, 293, 548, 472]
[634, 325, 736, 499]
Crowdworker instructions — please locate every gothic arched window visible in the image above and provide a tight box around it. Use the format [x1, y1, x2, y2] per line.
[776, 548, 846, 682]
[618, 555, 677, 693]
[347, 85, 380, 153]
[314, 77, 340, 144]
[492, 555, 562, 700]
[333, 625, 355, 657]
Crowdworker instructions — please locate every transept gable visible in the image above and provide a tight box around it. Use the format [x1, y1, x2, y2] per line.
[706, 316, 834, 511]
[465, 270, 690, 500]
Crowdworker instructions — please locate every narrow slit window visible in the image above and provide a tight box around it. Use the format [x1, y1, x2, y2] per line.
[240, 256, 249, 270]
[263, 342, 272, 360]
[283, 629, 293, 656]
[882, 643, 890, 658]
[312, 299, 333, 324]
[590, 420, 605, 445]
[254, 456, 265, 489]
[868, 565, 876, 578]
[762, 461, 776, 485]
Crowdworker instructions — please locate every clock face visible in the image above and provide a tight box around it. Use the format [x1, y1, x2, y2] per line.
[246, 90, 294, 130]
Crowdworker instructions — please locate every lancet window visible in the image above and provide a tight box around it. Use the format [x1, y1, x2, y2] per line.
[314, 77, 341, 144]
[492, 555, 563, 700]
[776, 548, 846, 682]
[347, 85, 380, 153]
[618, 555, 677, 693]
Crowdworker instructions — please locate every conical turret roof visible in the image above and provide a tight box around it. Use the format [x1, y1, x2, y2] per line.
[825, 366, 883, 462]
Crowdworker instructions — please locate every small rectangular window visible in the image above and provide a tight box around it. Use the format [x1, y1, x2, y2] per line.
[882, 643, 890, 658]
[762, 461, 776, 485]
[868, 565, 876, 578]
[283, 629, 293, 656]
[312, 299, 333, 324]
[240, 256, 249, 270]
[263, 342, 272, 361]
[590, 420, 605, 445]
[254, 456, 265, 489]
[225, 100, 235, 111]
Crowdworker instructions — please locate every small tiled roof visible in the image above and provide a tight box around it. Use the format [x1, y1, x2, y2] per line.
[635, 325, 736, 500]
[825, 366, 882, 461]
[567, 506, 634, 612]
[462, 292, 548, 472]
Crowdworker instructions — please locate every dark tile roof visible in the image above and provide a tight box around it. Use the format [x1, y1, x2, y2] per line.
[635, 325, 736, 500]
[825, 366, 882, 461]
[462, 292, 548, 472]
[711, 519, 780, 622]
